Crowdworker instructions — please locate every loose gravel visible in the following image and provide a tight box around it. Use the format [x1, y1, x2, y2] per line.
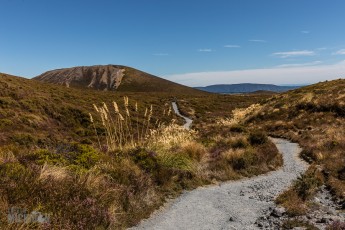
[171, 102, 193, 129]
[131, 138, 308, 230]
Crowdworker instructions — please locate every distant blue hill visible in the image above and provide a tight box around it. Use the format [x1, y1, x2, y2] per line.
[194, 83, 301, 93]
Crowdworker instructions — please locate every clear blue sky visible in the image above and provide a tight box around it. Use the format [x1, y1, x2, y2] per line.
[1, 0, 345, 86]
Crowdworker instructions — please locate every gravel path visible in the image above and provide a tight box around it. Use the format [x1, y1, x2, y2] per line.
[131, 138, 308, 230]
[171, 102, 193, 129]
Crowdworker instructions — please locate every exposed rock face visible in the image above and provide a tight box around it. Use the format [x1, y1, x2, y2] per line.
[34, 65, 125, 91]
[34, 65, 205, 94]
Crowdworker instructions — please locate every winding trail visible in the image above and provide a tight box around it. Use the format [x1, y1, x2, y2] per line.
[171, 102, 193, 129]
[132, 138, 308, 230]
[131, 104, 308, 229]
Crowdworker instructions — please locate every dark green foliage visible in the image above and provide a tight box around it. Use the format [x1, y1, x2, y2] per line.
[248, 131, 268, 145]
[10, 133, 36, 146]
[130, 148, 159, 172]
[229, 124, 246, 133]
[296, 102, 345, 117]
[231, 138, 248, 149]
[28, 143, 100, 169]
[0, 119, 13, 128]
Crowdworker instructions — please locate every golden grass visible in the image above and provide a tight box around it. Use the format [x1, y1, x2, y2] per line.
[92, 97, 174, 152]
[0, 73, 285, 228]
[218, 103, 262, 126]
[149, 122, 196, 150]
[38, 164, 70, 182]
[243, 79, 345, 218]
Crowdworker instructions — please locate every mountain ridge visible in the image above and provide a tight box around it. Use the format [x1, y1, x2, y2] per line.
[195, 83, 301, 93]
[34, 65, 205, 94]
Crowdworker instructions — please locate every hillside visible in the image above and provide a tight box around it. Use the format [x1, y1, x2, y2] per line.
[34, 65, 204, 94]
[0, 72, 281, 229]
[243, 79, 345, 223]
[195, 83, 300, 93]
[0, 72, 178, 148]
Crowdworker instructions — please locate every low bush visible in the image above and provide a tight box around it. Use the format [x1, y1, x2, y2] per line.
[229, 124, 246, 133]
[248, 131, 268, 145]
[130, 148, 159, 173]
[276, 189, 307, 216]
[230, 137, 248, 149]
[294, 168, 323, 201]
[28, 143, 100, 169]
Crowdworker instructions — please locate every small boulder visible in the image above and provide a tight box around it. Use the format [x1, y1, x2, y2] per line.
[271, 207, 286, 217]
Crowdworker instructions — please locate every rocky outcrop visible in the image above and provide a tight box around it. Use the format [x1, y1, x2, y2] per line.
[34, 65, 125, 91]
[34, 65, 205, 94]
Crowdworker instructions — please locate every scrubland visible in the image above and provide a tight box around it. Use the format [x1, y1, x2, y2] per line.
[242, 79, 345, 227]
[0, 73, 282, 229]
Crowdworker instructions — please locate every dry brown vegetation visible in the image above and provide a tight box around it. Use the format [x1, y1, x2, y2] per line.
[0, 73, 282, 229]
[241, 79, 345, 218]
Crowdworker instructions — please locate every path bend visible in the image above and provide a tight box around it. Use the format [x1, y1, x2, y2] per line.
[131, 138, 308, 230]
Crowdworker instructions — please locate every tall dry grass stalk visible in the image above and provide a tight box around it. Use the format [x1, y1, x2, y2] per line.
[91, 97, 174, 152]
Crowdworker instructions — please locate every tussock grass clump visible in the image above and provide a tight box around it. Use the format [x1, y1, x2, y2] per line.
[149, 122, 196, 150]
[276, 167, 324, 216]
[92, 97, 174, 152]
[276, 189, 307, 216]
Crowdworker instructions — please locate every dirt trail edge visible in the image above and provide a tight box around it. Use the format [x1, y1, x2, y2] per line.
[130, 138, 308, 230]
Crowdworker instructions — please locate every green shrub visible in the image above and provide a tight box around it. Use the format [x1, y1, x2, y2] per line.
[0, 119, 13, 128]
[130, 148, 159, 172]
[29, 144, 100, 169]
[32, 149, 68, 165]
[70, 144, 100, 169]
[0, 162, 27, 180]
[158, 152, 194, 172]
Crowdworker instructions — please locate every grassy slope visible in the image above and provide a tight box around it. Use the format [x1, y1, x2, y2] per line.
[0, 73, 282, 229]
[117, 66, 205, 94]
[0, 72, 180, 148]
[244, 79, 345, 215]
